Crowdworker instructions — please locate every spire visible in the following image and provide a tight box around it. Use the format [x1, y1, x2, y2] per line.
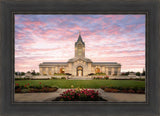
[75, 32, 85, 45]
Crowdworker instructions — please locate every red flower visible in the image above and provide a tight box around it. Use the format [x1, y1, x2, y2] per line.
[15, 83, 19, 86]
[39, 82, 41, 84]
[27, 83, 30, 86]
[25, 84, 27, 87]
[91, 96, 94, 98]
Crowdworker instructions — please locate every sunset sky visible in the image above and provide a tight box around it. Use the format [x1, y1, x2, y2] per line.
[15, 14, 145, 72]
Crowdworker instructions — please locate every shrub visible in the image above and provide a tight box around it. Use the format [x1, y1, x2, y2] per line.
[21, 89, 29, 93]
[31, 85, 42, 89]
[15, 82, 59, 93]
[102, 86, 145, 94]
[54, 73, 66, 76]
[112, 74, 117, 76]
[100, 86, 106, 90]
[51, 77, 58, 79]
[93, 77, 103, 79]
[31, 78, 50, 80]
[104, 76, 109, 80]
[135, 78, 145, 81]
[15, 77, 30, 80]
[65, 73, 72, 76]
[104, 88, 120, 92]
[88, 73, 95, 76]
[136, 72, 141, 76]
[15, 84, 20, 89]
[95, 72, 106, 75]
[61, 77, 66, 80]
[43, 85, 52, 88]
[121, 72, 129, 76]
[93, 76, 108, 80]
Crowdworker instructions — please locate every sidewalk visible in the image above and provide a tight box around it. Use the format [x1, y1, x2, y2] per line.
[14, 89, 146, 102]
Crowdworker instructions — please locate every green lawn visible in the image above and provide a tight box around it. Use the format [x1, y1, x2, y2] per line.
[15, 80, 145, 89]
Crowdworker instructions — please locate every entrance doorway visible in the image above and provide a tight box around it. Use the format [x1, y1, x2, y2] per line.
[77, 66, 83, 76]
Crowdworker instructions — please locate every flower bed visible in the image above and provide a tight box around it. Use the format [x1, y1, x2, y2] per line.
[54, 89, 106, 101]
[15, 83, 58, 93]
[102, 87, 145, 94]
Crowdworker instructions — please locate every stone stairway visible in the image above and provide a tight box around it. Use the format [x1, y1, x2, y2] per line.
[68, 76, 92, 80]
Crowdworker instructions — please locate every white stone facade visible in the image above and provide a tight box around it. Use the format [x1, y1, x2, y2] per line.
[39, 34, 121, 76]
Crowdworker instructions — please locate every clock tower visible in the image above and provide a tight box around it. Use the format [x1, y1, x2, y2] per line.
[75, 32, 85, 58]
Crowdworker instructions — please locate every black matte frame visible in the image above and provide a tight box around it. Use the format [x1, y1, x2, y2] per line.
[0, 0, 159, 116]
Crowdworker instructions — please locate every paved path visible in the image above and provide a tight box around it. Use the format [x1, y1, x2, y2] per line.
[14, 89, 146, 102]
[98, 89, 146, 102]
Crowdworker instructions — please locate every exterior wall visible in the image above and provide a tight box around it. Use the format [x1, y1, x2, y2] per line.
[39, 63, 121, 76]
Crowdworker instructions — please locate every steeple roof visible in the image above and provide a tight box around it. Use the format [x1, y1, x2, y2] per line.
[75, 32, 85, 45]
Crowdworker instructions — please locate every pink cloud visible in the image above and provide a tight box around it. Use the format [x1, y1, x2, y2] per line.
[22, 20, 47, 27]
[15, 15, 145, 72]
[105, 15, 125, 20]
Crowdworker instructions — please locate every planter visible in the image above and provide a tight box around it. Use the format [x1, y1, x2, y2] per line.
[54, 89, 107, 101]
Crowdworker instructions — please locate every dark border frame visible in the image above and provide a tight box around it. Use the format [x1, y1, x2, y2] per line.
[0, 0, 159, 116]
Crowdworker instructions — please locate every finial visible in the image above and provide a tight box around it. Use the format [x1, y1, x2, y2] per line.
[79, 31, 81, 35]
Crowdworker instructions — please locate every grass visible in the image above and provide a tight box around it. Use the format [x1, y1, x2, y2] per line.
[15, 80, 145, 89]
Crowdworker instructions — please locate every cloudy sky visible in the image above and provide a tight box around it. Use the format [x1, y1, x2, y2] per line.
[15, 14, 145, 72]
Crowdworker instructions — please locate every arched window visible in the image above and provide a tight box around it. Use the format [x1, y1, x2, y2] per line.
[95, 68, 100, 73]
[60, 68, 65, 74]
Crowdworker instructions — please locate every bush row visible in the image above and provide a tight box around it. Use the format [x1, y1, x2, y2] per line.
[101, 86, 145, 94]
[111, 78, 145, 81]
[15, 83, 58, 93]
[15, 77, 67, 80]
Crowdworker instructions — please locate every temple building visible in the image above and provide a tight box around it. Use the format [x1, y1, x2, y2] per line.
[39, 33, 121, 76]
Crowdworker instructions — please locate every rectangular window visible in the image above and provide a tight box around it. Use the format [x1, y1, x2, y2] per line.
[108, 68, 112, 75]
[114, 68, 118, 75]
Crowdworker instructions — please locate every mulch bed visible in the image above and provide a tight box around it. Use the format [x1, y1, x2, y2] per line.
[103, 88, 145, 94]
[15, 87, 58, 93]
[53, 96, 107, 101]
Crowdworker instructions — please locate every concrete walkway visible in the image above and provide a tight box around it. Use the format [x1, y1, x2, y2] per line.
[14, 89, 146, 102]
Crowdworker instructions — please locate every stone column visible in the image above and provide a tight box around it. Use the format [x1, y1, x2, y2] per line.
[46, 68, 48, 75]
[39, 67, 42, 75]
[118, 67, 121, 76]
[102, 66, 105, 73]
[111, 68, 114, 76]
[42, 68, 45, 75]
[106, 67, 108, 75]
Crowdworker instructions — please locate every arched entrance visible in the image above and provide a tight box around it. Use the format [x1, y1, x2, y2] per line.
[95, 68, 100, 73]
[77, 66, 83, 76]
[60, 68, 65, 74]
